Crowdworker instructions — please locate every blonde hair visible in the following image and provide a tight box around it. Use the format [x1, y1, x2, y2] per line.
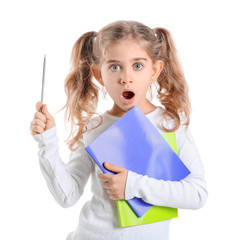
[61, 20, 191, 151]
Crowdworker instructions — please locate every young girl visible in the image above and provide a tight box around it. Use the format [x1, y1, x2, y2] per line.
[30, 20, 207, 240]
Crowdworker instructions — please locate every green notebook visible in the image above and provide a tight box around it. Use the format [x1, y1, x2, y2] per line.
[116, 132, 178, 227]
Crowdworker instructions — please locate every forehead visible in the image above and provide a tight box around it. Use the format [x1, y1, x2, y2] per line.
[102, 38, 150, 62]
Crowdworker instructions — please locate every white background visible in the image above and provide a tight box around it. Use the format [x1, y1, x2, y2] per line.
[1, 0, 239, 239]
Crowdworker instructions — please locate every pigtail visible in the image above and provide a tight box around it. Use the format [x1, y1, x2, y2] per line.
[154, 27, 191, 131]
[62, 31, 102, 151]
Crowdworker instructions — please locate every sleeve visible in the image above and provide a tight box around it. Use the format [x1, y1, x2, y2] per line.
[32, 126, 94, 208]
[124, 125, 208, 210]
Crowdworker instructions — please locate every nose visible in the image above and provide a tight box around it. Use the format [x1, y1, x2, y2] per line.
[120, 70, 133, 85]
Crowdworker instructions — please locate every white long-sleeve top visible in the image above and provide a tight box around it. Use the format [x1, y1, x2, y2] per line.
[32, 106, 208, 240]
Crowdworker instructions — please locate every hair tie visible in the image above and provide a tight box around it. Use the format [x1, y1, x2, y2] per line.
[93, 31, 98, 41]
[153, 28, 163, 43]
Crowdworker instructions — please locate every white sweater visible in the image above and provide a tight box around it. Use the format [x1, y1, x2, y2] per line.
[32, 106, 208, 240]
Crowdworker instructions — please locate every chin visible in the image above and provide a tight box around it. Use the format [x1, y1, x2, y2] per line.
[111, 103, 135, 117]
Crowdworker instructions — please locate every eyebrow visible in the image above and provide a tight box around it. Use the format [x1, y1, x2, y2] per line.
[106, 58, 148, 64]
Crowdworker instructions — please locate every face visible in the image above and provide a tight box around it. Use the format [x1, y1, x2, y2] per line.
[91, 38, 163, 117]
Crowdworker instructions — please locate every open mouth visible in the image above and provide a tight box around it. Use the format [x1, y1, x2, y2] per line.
[122, 90, 135, 99]
[121, 89, 136, 104]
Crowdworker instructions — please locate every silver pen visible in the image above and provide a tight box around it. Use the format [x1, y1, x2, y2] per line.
[40, 55, 46, 113]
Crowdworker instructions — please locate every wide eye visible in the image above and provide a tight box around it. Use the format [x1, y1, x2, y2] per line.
[134, 63, 143, 70]
[110, 64, 121, 71]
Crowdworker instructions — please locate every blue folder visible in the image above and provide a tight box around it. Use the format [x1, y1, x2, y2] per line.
[85, 105, 191, 217]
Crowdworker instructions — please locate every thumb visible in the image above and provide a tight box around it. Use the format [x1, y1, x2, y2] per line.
[104, 162, 125, 173]
[42, 104, 54, 120]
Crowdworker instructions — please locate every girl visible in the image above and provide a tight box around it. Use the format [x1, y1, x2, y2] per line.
[30, 20, 207, 240]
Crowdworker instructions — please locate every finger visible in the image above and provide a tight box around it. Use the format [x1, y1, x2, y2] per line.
[107, 189, 114, 195]
[34, 112, 47, 123]
[30, 124, 37, 135]
[103, 181, 111, 189]
[42, 104, 54, 120]
[31, 128, 42, 135]
[98, 173, 112, 181]
[109, 194, 118, 201]
[31, 123, 44, 134]
[36, 101, 43, 112]
[104, 162, 125, 173]
[31, 131, 39, 135]
[31, 119, 45, 129]
[31, 129, 39, 135]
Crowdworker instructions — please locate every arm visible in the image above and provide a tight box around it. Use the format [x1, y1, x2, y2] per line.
[124, 126, 208, 210]
[32, 126, 93, 208]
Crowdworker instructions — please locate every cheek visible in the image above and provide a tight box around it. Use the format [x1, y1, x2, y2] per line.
[106, 85, 118, 96]
[100, 70, 108, 82]
[102, 79, 119, 96]
[140, 83, 152, 93]
[102, 70, 117, 82]
[102, 72, 120, 87]
[138, 75, 152, 89]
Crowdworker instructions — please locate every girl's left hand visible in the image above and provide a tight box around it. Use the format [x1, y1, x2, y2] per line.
[98, 163, 128, 200]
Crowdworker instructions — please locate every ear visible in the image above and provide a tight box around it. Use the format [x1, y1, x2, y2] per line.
[151, 60, 163, 83]
[90, 64, 104, 86]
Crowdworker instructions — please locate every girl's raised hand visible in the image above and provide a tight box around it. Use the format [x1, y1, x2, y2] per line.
[30, 101, 56, 135]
